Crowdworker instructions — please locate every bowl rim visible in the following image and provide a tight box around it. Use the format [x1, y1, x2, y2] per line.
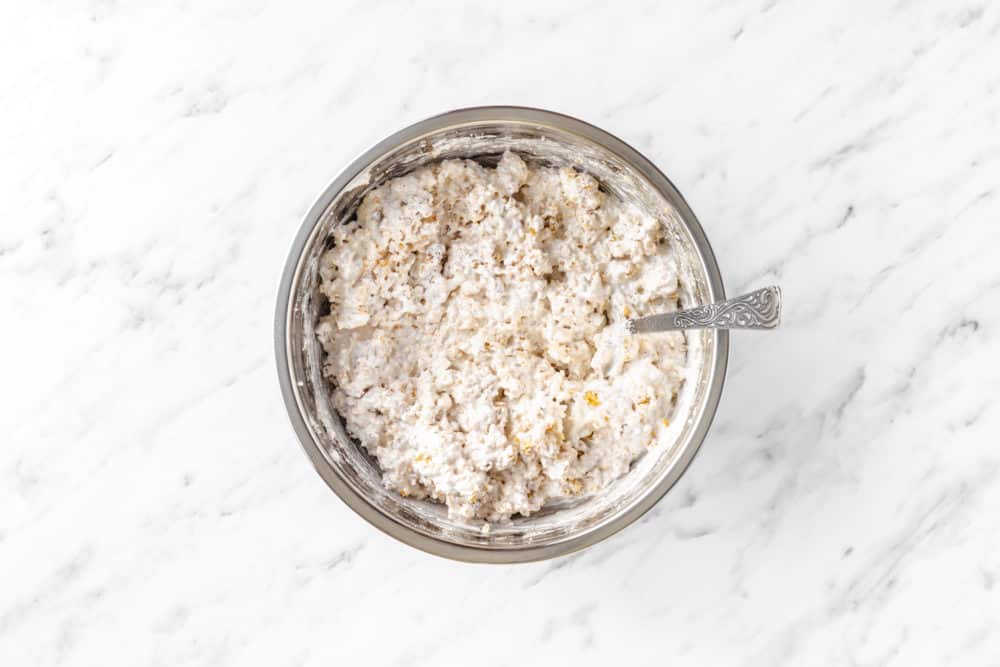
[274, 106, 729, 563]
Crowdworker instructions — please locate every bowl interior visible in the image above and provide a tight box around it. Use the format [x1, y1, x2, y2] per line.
[282, 111, 725, 560]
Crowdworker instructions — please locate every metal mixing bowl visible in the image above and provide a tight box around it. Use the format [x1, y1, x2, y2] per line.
[275, 107, 728, 562]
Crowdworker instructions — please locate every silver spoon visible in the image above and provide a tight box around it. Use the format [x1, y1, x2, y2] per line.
[626, 286, 781, 334]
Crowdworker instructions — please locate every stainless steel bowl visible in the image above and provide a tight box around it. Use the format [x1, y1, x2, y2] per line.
[275, 107, 728, 562]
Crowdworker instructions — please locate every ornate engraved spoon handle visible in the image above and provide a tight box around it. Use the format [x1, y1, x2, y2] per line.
[626, 286, 781, 334]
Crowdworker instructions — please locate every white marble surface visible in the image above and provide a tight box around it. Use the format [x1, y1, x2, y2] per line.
[3, 1, 1000, 664]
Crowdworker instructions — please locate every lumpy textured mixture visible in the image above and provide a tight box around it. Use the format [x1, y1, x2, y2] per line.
[317, 152, 686, 522]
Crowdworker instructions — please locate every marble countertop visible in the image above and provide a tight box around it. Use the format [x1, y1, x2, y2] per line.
[3, 1, 999, 664]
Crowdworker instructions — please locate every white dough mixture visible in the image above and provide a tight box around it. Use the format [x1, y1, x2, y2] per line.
[317, 152, 687, 522]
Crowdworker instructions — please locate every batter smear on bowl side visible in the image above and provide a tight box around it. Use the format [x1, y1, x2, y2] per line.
[317, 152, 687, 521]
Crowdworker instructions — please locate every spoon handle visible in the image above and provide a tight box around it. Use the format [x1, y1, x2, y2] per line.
[627, 286, 781, 333]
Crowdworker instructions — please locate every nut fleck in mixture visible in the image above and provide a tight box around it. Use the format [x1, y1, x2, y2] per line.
[317, 152, 686, 522]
